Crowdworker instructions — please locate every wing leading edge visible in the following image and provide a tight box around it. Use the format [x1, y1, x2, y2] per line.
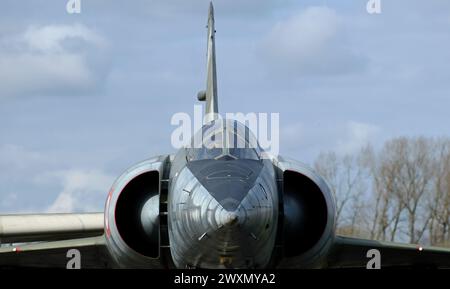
[0, 212, 104, 243]
[0, 213, 113, 268]
[327, 235, 450, 268]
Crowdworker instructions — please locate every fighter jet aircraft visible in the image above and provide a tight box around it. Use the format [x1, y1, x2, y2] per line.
[1, 3, 450, 269]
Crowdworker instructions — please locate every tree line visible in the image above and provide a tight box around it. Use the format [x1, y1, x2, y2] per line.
[314, 137, 450, 247]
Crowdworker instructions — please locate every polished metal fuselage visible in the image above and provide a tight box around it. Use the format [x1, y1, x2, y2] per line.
[167, 149, 279, 269]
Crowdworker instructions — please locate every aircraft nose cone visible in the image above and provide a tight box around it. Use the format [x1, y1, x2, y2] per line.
[218, 210, 241, 227]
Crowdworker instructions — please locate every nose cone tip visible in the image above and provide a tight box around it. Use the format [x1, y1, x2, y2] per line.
[219, 211, 240, 227]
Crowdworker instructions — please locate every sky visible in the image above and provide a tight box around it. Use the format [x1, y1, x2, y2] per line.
[1, 0, 450, 214]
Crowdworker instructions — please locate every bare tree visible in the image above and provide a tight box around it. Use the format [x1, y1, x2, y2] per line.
[366, 137, 434, 243]
[314, 151, 367, 236]
[314, 137, 450, 247]
[396, 138, 433, 243]
[428, 139, 450, 246]
[362, 143, 405, 241]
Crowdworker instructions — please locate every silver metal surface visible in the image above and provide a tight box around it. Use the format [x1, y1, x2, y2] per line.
[273, 156, 336, 268]
[201, 2, 218, 123]
[104, 155, 168, 268]
[168, 158, 278, 268]
[0, 213, 103, 243]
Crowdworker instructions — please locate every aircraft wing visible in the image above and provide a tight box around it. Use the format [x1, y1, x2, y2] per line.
[327, 235, 450, 268]
[0, 213, 113, 268]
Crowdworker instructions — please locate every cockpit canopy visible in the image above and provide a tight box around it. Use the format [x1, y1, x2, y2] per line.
[186, 119, 262, 161]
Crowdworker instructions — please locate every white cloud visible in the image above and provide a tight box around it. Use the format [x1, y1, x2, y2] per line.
[336, 121, 380, 155]
[0, 24, 109, 99]
[23, 24, 105, 53]
[279, 120, 381, 163]
[261, 6, 367, 76]
[0, 145, 115, 213]
[267, 6, 339, 59]
[45, 169, 114, 213]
